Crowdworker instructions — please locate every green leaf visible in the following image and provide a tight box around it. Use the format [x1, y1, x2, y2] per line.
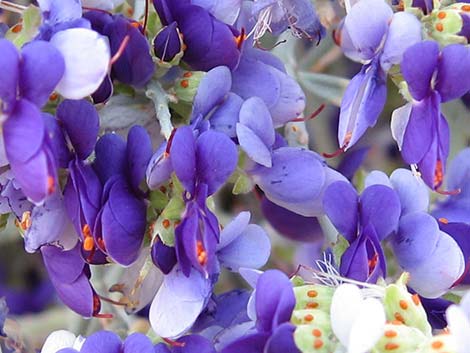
[297, 72, 349, 107]
[232, 171, 255, 195]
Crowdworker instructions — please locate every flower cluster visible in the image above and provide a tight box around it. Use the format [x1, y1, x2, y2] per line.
[0, 0, 469, 352]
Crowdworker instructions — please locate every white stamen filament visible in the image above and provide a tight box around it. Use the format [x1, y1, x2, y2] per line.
[0, 0, 27, 14]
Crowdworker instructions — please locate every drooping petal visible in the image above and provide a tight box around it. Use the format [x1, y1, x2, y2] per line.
[196, 130, 238, 196]
[56, 100, 100, 160]
[401, 41, 439, 101]
[217, 224, 270, 271]
[323, 181, 359, 242]
[255, 270, 295, 333]
[93, 133, 127, 183]
[338, 61, 387, 149]
[391, 103, 412, 151]
[343, 0, 392, 61]
[239, 97, 275, 148]
[126, 125, 152, 191]
[50, 28, 110, 99]
[170, 126, 197, 196]
[390, 212, 440, 269]
[250, 148, 326, 217]
[101, 178, 146, 266]
[149, 268, 212, 339]
[236, 123, 273, 167]
[401, 92, 440, 164]
[217, 211, 251, 250]
[264, 323, 300, 353]
[146, 143, 173, 190]
[192, 66, 232, 119]
[0, 39, 19, 113]
[435, 44, 470, 102]
[20, 40, 65, 108]
[360, 184, 401, 240]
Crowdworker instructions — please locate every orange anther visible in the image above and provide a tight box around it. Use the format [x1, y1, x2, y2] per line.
[83, 236, 94, 251]
[438, 217, 449, 224]
[183, 71, 193, 78]
[19, 211, 32, 231]
[412, 294, 421, 306]
[399, 300, 408, 310]
[313, 339, 323, 349]
[307, 290, 318, 298]
[384, 330, 397, 338]
[312, 329, 322, 337]
[462, 4, 470, 11]
[162, 219, 171, 229]
[12, 24, 22, 33]
[385, 342, 399, 350]
[437, 11, 447, 19]
[304, 314, 314, 322]
[49, 92, 59, 101]
[432, 340, 444, 349]
[306, 302, 319, 309]
[435, 23, 444, 32]
[180, 79, 189, 88]
[47, 176, 55, 194]
[394, 312, 405, 324]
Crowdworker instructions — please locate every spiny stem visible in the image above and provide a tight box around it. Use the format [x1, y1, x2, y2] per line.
[0, 0, 27, 14]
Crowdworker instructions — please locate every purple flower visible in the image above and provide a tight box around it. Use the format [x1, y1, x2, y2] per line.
[57, 331, 154, 353]
[250, 0, 325, 42]
[153, 0, 241, 71]
[336, 0, 421, 151]
[154, 21, 183, 63]
[0, 39, 64, 203]
[220, 270, 300, 353]
[393, 41, 470, 189]
[323, 180, 401, 282]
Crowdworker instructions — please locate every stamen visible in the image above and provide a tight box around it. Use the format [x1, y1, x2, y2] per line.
[438, 217, 449, 224]
[94, 313, 113, 319]
[163, 338, 185, 347]
[81, 6, 112, 14]
[322, 145, 346, 158]
[290, 104, 326, 122]
[165, 128, 177, 155]
[47, 176, 55, 194]
[18, 211, 32, 231]
[109, 35, 131, 66]
[0, 1, 27, 14]
[234, 27, 246, 50]
[196, 240, 207, 266]
[435, 188, 461, 196]
[98, 295, 127, 306]
[254, 39, 287, 51]
[141, 0, 149, 34]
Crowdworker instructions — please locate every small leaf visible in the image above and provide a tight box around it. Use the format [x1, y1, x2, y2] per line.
[297, 72, 350, 107]
[232, 171, 255, 195]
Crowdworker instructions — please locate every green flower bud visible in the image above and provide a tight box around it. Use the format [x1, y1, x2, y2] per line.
[174, 71, 206, 103]
[294, 324, 336, 353]
[372, 323, 428, 353]
[293, 285, 334, 313]
[291, 309, 330, 327]
[425, 8, 465, 45]
[383, 273, 432, 337]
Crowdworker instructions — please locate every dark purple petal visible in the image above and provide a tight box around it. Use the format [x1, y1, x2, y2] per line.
[390, 212, 440, 270]
[146, 143, 174, 189]
[250, 148, 326, 217]
[261, 196, 323, 243]
[173, 335, 216, 353]
[93, 133, 127, 183]
[91, 74, 113, 104]
[401, 41, 439, 101]
[196, 130, 238, 195]
[56, 99, 100, 160]
[154, 22, 182, 62]
[401, 92, 440, 164]
[192, 66, 232, 120]
[170, 126, 197, 196]
[264, 323, 300, 353]
[219, 333, 269, 353]
[122, 333, 154, 353]
[151, 240, 177, 275]
[439, 222, 470, 284]
[0, 39, 19, 112]
[435, 44, 470, 102]
[20, 40, 65, 107]
[338, 61, 387, 149]
[104, 16, 155, 87]
[101, 178, 146, 265]
[3, 100, 45, 163]
[360, 184, 401, 240]
[127, 125, 152, 191]
[255, 270, 295, 333]
[323, 181, 359, 242]
[42, 113, 71, 168]
[154, 344, 171, 353]
[81, 331, 122, 353]
[41, 244, 85, 283]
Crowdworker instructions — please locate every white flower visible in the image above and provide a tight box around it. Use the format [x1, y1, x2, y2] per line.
[41, 330, 85, 353]
[330, 283, 386, 353]
[446, 292, 470, 353]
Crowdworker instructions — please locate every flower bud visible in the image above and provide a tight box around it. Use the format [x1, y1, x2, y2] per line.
[174, 71, 206, 103]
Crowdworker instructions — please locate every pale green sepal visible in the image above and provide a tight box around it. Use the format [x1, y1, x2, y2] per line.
[291, 309, 330, 327]
[419, 334, 457, 353]
[294, 324, 336, 353]
[293, 285, 334, 313]
[5, 5, 42, 48]
[383, 273, 432, 337]
[232, 171, 255, 195]
[372, 323, 429, 353]
[174, 71, 206, 103]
